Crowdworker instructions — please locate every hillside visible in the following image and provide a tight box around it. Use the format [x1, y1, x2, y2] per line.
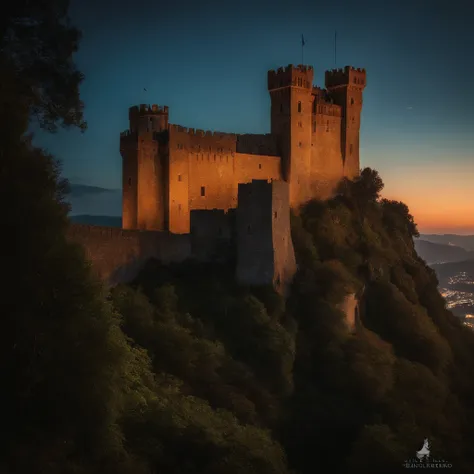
[105, 169, 474, 473]
[414, 239, 472, 264]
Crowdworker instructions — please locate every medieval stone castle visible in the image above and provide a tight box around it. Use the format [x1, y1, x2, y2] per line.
[68, 64, 366, 299]
[120, 64, 365, 233]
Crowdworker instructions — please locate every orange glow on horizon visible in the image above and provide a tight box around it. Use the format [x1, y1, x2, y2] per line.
[369, 160, 474, 235]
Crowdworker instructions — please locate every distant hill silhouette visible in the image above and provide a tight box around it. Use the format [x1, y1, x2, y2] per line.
[66, 184, 122, 216]
[415, 239, 474, 264]
[68, 184, 118, 197]
[69, 215, 121, 227]
[419, 234, 474, 251]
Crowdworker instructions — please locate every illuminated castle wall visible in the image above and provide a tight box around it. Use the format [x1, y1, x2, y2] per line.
[120, 64, 366, 233]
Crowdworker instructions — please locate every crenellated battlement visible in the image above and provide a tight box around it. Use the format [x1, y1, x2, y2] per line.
[130, 104, 169, 115]
[269, 64, 314, 75]
[325, 66, 366, 89]
[268, 64, 314, 91]
[168, 123, 237, 140]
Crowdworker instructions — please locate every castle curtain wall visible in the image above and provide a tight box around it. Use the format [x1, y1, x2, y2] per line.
[233, 153, 281, 186]
[167, 126, 283, 234]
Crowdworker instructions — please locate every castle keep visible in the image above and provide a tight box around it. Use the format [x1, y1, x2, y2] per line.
[120, 65, 366, 233]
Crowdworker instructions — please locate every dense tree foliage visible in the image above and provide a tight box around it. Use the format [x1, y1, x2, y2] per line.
[4, 0, 474, 472]
[1, 0, 86, 133]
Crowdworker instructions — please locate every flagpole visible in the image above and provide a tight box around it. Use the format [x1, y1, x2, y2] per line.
[301, 34, 304, 64]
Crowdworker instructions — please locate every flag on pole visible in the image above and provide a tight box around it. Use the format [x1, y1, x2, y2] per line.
[301, 34, 305, 47]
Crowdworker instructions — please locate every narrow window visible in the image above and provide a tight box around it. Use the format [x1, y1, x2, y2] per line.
[298, 121, 302, 128]
[128, 177, 132, 187]
[297, 101, 302, 113]
[350, 97, 354, 105]
[313, 101, 316, 113]
[178, 174, 182, 182]
[259, 163, 262, 169]
[298, 141, 302, 147]
[178, 204, 182, 211]
[274, 211, 277, 219]
[201, 186, 205, 197]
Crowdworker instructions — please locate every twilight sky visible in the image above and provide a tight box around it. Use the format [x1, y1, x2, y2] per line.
[32, 0, 474, 234]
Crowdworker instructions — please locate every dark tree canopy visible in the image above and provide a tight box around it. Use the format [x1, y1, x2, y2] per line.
[0, 0, 86, 134]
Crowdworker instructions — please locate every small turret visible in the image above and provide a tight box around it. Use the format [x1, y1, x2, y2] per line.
[324, 66, 366, 179]
[267, 64, 315, 208]
[325, 66, 366, 89]
[268, 64, 314, 91]
[129, 104, 169, 134]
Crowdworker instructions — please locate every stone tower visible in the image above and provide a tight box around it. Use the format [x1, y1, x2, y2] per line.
[235, 179, 296, 295]
[120, 104, 169, 230]
[325, 66, 366, 179]
[268, 65, 314, 210]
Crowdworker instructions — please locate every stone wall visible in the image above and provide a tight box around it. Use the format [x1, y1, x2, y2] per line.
[235, 179, 296, 295]
[67, 224, 191, 286]
[190, 209, 235, 262]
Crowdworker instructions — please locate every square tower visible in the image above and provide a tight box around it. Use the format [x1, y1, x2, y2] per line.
[235, 179, 296, 295]
[268, 65, 314, 210]
[325, 66, 366, 179]
[120, 104, 169, 230]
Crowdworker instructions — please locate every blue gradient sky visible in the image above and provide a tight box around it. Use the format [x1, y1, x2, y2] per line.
[32, 0, 474, 233]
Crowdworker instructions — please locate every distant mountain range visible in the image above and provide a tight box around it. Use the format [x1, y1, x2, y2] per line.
[66, 183, 122, 217]
[414, 239, 474, 265]
[419, 234, 474, 252]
